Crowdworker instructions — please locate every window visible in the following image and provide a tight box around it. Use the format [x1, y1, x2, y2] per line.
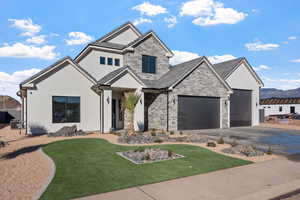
[115, 58, 120, 66]
[142, 55, 156, 74]
[52, 96, 80, 123]
[100, 57, 106, 65]
[108, 57, 113, 65]
[279, 106, 282, 112]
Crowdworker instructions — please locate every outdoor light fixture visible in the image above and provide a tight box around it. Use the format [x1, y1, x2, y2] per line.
[173, 98, 176, 104]
[140, 98, 142, 104]
[106, 97, 110, 104]
[225, 100, 228, 106]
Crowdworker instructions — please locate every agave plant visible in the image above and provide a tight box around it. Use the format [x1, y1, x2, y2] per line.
[122, 92, 140, 135]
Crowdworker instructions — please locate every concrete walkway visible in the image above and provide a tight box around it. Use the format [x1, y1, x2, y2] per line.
[76, 156, 300, 200]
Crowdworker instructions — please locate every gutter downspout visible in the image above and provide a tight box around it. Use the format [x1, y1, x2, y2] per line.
[167, 90, 169, 132]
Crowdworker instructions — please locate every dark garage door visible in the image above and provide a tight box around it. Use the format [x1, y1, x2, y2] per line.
[230, 89, 252, 127]
[178, 96, 220, 130]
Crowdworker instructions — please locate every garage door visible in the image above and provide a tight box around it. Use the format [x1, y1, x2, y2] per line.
[178, 96, 220, 130]
[230, 89, 252, 127]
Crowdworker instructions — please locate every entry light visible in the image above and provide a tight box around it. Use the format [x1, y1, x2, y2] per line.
[106, 97, 110, 104]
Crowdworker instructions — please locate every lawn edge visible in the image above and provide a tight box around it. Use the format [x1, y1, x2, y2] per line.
[32, 148, 56, 200]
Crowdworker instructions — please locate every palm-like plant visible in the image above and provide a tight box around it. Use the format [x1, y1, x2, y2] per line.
[122, 92, 140, 135]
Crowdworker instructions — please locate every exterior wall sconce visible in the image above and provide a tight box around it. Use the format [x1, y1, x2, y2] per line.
[172, 98, 176, 104]
[106, 97, 110, 104]
[140, 98, 142, 104]
[256, 102, 258, 107]
[225, 100, 228, 106]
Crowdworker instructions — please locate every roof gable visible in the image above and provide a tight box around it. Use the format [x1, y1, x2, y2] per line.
[20, 57, 96, 88]
[213, 57, 264, 86]
[95, 22, 142, 45]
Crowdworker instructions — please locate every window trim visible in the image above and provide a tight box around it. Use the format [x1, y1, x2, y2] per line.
[52, 96, 81, 123]
[100, 56, 106, 65]
[107, 57, 113, 66]
[142, 55, 156, 74]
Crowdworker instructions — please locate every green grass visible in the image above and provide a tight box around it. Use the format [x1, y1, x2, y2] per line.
[41, 138, 252, 200]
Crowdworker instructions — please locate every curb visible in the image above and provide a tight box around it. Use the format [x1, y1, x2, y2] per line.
[32, 148, 56, 200]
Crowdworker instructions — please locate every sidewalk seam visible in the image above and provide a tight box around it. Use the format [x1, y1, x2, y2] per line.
[137, 187, 157, 200]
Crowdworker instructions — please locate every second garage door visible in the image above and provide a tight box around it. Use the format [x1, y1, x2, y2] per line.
[178, 96, 220, 130]
[230, 89, 252, 127]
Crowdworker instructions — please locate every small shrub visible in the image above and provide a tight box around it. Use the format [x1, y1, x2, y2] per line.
[217, 136, 224, 144]
[266, 146, 273, 155]
[170, 131, 175, 135]
[230, 139, 238, 147]
[207, 142, 216, 147]
[134, 147, 145, 152]
[150, 129, 156, 136]
[161, 130, 166, 135]
[154, 138, 163, 143]
[144, 153, 150, 160]
[168, 150, 173, 157]
[179, 131, 183, 135]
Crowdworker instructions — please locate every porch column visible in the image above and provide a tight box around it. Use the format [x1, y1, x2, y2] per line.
[134, 90, 144, 131]
[103, 89, 112, 133]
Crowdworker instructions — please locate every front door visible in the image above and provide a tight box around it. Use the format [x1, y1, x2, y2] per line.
[112, 99, 116, 129]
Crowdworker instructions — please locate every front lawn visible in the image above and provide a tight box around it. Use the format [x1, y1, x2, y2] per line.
[41, 138, 252, 200]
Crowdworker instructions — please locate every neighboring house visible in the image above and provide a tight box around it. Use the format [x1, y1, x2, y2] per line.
[19, 22, 263, 134]
[260, 98, 300, 116]
[0, 95, 21, 123]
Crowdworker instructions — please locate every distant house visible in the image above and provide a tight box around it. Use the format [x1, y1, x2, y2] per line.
[0, 95, 21, 124]
[260, 97, 300, 116]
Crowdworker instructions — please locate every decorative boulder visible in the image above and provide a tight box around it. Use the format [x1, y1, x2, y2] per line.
[207, 141, 217, 147]
[48, 125, 86, 137]
[0, 140, 6, 148]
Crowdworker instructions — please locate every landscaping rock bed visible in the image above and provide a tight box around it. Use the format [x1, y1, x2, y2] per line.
[118, 134, 210, 144]
[117, 147, 184, 164]
[222, 145, 264, 157]
[48, 125, 87, 137]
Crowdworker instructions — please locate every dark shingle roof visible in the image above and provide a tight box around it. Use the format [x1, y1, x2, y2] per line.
[212, 57, 244, 79]
[145, 57, 204, 88]
[97, 66, 128, 84]
[91, 41, 127, 50]
[260, 97, 300, 105]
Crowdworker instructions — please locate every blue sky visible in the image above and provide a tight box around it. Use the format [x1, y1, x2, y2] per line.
[1, 0, 300, 99]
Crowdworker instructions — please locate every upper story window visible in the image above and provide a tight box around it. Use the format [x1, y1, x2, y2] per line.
[115, 58, 120, 66]
[142, 55, 156, 74]
[279, 106, 282, 112]
[108, 58, 113, 65]
[100, 57, 106, 65]
[52, 96, 80, 123]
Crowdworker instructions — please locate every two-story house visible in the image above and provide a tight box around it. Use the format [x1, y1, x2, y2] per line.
[19, 22, 263, 134]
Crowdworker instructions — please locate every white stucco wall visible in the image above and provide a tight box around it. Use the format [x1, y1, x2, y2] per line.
[226, 63, 261, 126]
[260, 104, 300, 116]
[26, 63, 100, 133]
[107, 28, 139, 45]
[78, 49, 123, 80]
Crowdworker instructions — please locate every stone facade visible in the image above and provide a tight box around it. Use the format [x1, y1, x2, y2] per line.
[145, 62, 230, 131]
[123, 36, 170, 80]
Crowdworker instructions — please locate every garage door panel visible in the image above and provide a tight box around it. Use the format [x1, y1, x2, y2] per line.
[230, 89, 252, 127]
[178, 96, 220, 130]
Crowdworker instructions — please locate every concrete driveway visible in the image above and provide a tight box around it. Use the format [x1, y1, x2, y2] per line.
[193, 126, 300, 155]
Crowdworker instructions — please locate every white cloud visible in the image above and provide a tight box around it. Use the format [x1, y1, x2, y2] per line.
[65, 32, 93, 45]
[263, 76, 300, 90]
[170, 50, 200, 65]
[133, 18, 153, 26]
[245, 40, 279, 51]
[170, 50, 236, 65]
[253, 65, 271, 71]
[180, 0, 247, 26]
[208, 54, 236, 64]
[132, 2, 167, 16]
[0, 68, 41, 99]
[288, 36, 297, 40]
[8, 18, 41, 36]
[26, 35, 46, 44]
[290, 59, 300, 63]
[0, 42, 57, 60]
[164, 16, 178, 28]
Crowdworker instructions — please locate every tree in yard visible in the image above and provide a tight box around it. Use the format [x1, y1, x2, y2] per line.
[122, 92, 140, 135]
